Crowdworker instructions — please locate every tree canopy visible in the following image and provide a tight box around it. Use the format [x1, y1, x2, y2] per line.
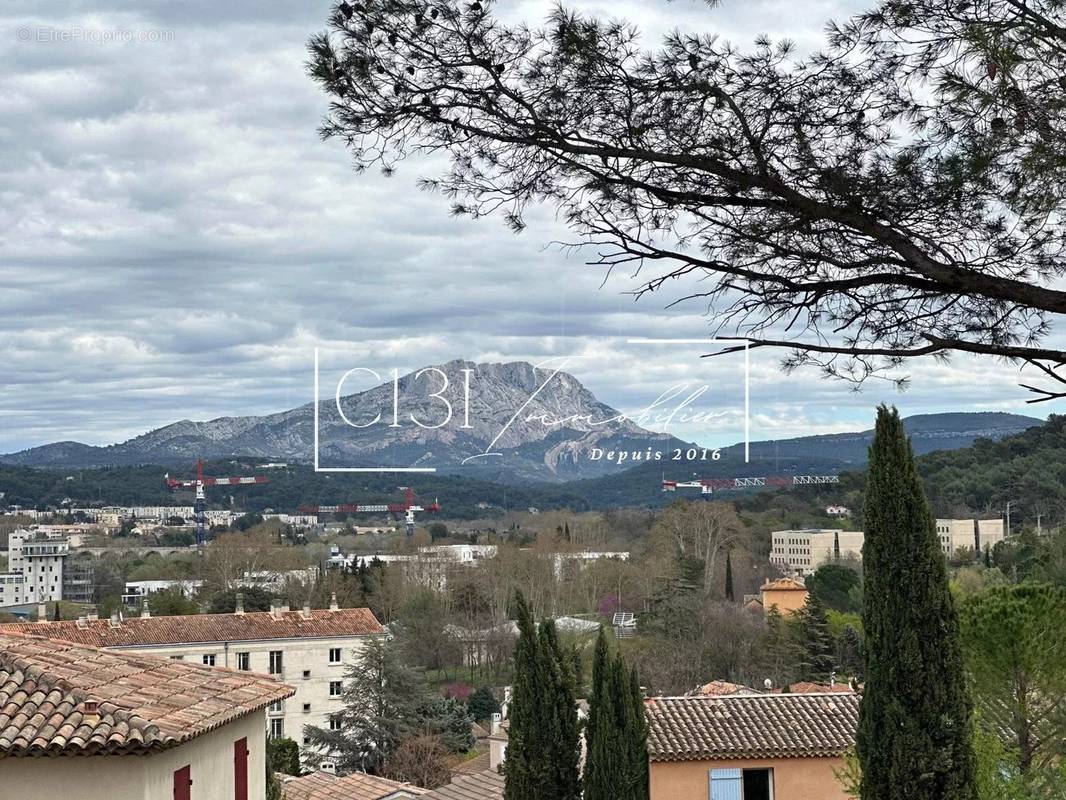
[309, 0, 1066, 399]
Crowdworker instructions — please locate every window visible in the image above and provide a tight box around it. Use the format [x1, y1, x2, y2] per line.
[329, 715, 342, 731]
[169, 655, 185, 661]
[708, 768, 773, 800]
[329, 680, 343, 697]
[269, 699, 283, 714]
[237, 652, 250, 671]
[329, 647, 342, 664]
[303, 703, 311, 712]
[269, 718, 284, 739]
[303, 669, 311, 679]
[269, 650, 283, 675]
[202, 654, 216, 666]
[303, 735, 311, 746]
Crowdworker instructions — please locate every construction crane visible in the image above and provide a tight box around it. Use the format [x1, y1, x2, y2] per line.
[663, 474, 840, 494]
[165, 459, 270, 551]
[299, 487, 441, 536]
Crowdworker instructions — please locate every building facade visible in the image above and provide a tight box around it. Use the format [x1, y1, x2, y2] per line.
[645, 694, 859, 800]
[0, 598, 383, 748]
[936, 518, 1005, 557]
[2, 529, 69, 605]
[0, 631, 292, 800]
[770, 529, 863, 576]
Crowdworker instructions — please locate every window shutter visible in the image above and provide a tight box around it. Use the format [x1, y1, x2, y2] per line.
[709, 768, 743, 800]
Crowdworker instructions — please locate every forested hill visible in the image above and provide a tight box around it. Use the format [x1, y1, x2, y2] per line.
[916, 413, 1066, 523]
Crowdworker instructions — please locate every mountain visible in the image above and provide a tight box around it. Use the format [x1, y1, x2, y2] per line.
[1, 361, 685, 484]
[716, 411, 1042, 466]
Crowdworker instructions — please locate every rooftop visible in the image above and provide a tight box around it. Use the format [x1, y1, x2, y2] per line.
[0, 632, 292, 758]
[645, 693, 859, 762]
[760, 578, 807, 592]
[279, 770, 425, 800]
[0, 608, 384, 648]
[423, 771, 505, 800]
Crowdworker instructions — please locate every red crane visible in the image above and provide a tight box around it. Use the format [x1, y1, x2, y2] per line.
[663, 474, 840, 494]
[165, 459, 269, 550]
[299, 487, 441, 536]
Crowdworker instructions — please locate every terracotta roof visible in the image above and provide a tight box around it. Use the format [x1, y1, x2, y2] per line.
[451, 750, 490, 775]
[0, 632, 292, 758]
[0, 608, 384, 648]
[689, 680, 759, 697]
[783, 682, 856, 695]
[423, 771, 505, 800]
[280, 771, 425, 800]
[645, 693, 859, 762]
[761, 578, 807, 592]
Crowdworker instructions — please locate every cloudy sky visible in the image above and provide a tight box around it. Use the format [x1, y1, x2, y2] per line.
[0, 0, 1051, 456]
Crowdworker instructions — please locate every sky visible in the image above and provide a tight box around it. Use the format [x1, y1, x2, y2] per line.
[0, 0, 1052, 456]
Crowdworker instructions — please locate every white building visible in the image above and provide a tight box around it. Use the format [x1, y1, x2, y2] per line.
[0, 631, 291, 800]
[772, 518, 1008, 576]
[936, 518, 1005, 557]
[3, 529, 69, 604]
[121, 579, 204, 606]
[770, 529, 864, 577]
[0, 597, 383, 748]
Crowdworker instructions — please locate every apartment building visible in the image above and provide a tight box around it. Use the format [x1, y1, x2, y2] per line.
[0, 529, 69, 605]
[772, 518, 1006, 576]
[936, 518, 1005, 557]
[770, 530, 864, 577]
[0, 596, 383, 746]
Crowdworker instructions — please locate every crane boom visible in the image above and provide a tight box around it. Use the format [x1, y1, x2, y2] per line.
[299, 487, 441, 535]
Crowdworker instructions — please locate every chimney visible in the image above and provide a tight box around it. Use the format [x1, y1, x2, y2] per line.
[76, 615, 87, 629]
[301, 603, 311, 619]
[87, 611, 99, 622]
[36, 602, 47, 622]
[81, 700, 100, 725]
[141, 598, 151, 619]
[235, 592, 245, 616]
[329, 593, 339, 612]
[109, 610, 121, 628]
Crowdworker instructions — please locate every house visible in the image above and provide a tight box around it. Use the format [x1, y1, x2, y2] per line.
[0, 631, 292, 799]
[645, 693, 859, 800]
[423, 771, 505, 800]
[0, 596, 383, 747]
[688, 680, 760, 697]
[759, 578, 808, 616]
[278, 770, 425, 799]
[769, 529, 864, 576]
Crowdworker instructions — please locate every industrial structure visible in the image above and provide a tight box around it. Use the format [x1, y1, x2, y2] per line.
[165, 459, 269, 550]
[299, 487, 441, 535]
[662, 474, 841, 494]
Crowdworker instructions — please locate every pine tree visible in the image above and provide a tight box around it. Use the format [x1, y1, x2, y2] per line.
[833, 530, 841, 561]
[724, 550, 735, 602]
[505, 593, 581, 800]
[796, 594, 835, 683]
[857, 406, 976, 800]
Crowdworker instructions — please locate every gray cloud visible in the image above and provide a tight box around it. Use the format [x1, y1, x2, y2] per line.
[0, 0, 1048, 456]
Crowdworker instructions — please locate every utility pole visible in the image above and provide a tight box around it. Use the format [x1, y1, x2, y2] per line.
[1005, 500, 1014, 537]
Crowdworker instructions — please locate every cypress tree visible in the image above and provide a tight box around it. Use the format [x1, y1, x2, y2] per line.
[724, 549, 735, 601]
[857, 406, 976, 800]
[584, 629, 620, 800]
[505, 593, 581, 800]
[584, 630, 648, 800]
[796, 593, 835, 683]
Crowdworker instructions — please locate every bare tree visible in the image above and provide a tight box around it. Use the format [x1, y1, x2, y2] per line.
[308, 0, 1066, 399]
[652, 500, 743, 596]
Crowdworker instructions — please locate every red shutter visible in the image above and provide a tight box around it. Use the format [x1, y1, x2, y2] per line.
[234, 737, 249, 800]
[173, 765, 192, 800]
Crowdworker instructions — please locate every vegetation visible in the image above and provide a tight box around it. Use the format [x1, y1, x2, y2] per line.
[504, 592, 581, 800]
[960, 583, 1066, 774]
[857, 406, 975, 799]
[584, 629, 648, 800]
